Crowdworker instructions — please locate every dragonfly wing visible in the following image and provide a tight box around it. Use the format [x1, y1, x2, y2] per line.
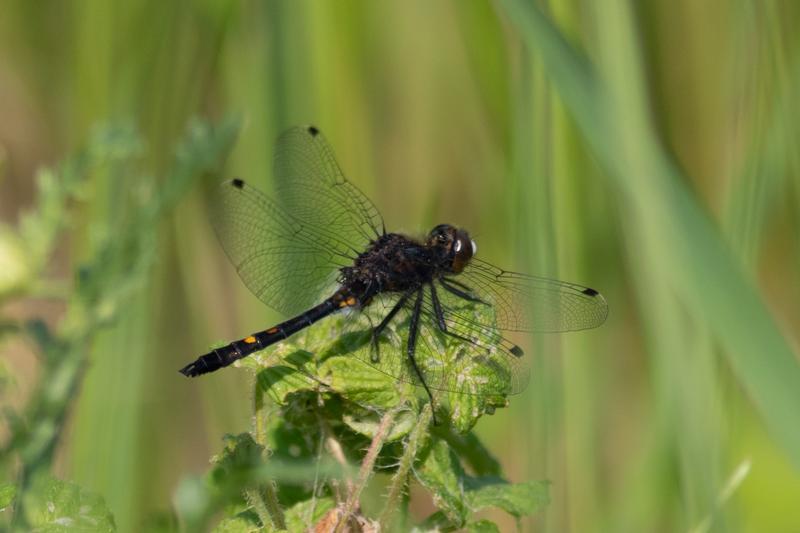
[212, 179, 347, 316]
[448, 258, 609, 333]
[273, 125, 384, 249]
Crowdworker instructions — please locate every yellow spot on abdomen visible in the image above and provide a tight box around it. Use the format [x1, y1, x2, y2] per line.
[244, 336, 257, 344]
[337, 295, 357, 308]
[266, 327, 279, 334]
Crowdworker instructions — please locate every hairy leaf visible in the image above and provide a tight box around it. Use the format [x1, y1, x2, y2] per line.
[285, 497, 336, 531]
[0, 483, 16, 511]
[466, 479, 550, 518]
[467, 520, 502, 533]
[213, 509, 261, 532]
[415, 440, 467, 526]
[21, 474, 115, 532]
[343, 407, 416, 441]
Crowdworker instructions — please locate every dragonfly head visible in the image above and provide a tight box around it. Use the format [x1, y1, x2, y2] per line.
[426, 224, 477, 273]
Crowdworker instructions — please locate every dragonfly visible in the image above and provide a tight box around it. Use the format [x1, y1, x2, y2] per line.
[179, 125, 608, 408]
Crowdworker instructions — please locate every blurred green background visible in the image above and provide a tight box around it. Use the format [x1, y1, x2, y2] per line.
[1, 1, 799, 531]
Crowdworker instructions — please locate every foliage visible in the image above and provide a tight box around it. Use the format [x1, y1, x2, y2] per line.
[17, 474, 116, 532]
[0, 118, 239, 531]
[1, 1, 799, 531]
[177, 313, 549, 531]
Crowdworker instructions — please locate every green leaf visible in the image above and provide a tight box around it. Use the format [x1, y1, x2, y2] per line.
[321, 355, 407, 409]
[343, 407, 416, 441]
[0, 483, 16, 511]
[435, 428, 501, 477]
[466, 479, 550, 518]
[284, 497, 336, 531]
[22, 474, 115, 532]
[245, 294, 508, 430]
[209, 434, 266, 490]
[467, 519, 502, 533]
[256, 361, 315, 404]
[414, 440, 467, 526]
[416, 300, 512, 432]
[213, 510, 261, 532]
[447, 389, 508, 434]
[413, 510, 457, 532]
[317, 326, 415, 409]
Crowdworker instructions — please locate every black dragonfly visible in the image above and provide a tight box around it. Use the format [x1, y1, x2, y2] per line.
[180, 125, 608, 407]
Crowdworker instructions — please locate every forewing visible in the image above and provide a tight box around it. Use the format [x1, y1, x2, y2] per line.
[273, 125, 384, 249]
[451, 258, 609, 333]
[211, 179, 348, 316]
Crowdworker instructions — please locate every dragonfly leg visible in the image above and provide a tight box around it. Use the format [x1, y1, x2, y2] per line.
[430, 283, 482, 349]
[370, 290, 412, 363]
[407, 288, 438, 425]
[440, 278, 488, 305]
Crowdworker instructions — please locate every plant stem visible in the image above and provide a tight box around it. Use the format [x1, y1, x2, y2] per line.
[253, 383, 286, 530]
[378, 403, 432, 530]
[317, 413, 353, 502]
[335, 408, 397, 533]
[244, 488, 276, 531]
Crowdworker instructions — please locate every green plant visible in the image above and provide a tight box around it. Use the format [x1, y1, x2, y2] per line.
[0, 117, 239, 531]
[174, 312, 549, 532]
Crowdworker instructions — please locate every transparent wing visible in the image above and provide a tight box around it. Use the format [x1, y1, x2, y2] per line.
[450, 258, 609, 333]
[420, 284, 530, 395]
[273, 125, 384, 249]
[212, 125, 385, 316]
[338, 288, 530, 396]
[211, 179, 350, 316]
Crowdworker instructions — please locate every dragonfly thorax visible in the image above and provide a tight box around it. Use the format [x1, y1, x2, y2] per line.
[340, 233, 437, 300]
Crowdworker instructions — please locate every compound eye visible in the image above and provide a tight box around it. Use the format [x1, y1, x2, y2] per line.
[454, 240, 463, 252]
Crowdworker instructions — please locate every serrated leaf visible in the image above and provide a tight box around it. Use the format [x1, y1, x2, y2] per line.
[285, 497, 336, 531]
[435, 428, 501, 477]
[209, 434, 265, 488]
[213, 510, 261, 532]
[447, 389, 508, 434]
[22, 474, 115, 532]
[466, 479, 549, 518]
[414, 440, 467, 526]
[467, 519, 501, 533]
[0, 483, 16, 511]
[343, 407, 415, 441]
[418, 300, 512, 433]
[321, 355, 409, 408]
[413, 510, 456, 532]
[257, 363, 315, 404]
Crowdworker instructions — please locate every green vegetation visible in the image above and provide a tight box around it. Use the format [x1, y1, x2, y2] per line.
[175, 316, 547, 531]
[1, 1, 799, 532]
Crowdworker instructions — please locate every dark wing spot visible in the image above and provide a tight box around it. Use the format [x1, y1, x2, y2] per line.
[307, 125, 319, 136]
[582, 287, 599, 296]
[510, 345, 524, 358]
[232, 178, 245, 189]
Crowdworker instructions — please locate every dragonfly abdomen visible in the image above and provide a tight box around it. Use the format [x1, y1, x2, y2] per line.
[179, 292, 352, 377]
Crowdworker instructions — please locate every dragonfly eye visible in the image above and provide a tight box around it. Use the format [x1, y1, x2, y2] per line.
[454, 240, 463, 252]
